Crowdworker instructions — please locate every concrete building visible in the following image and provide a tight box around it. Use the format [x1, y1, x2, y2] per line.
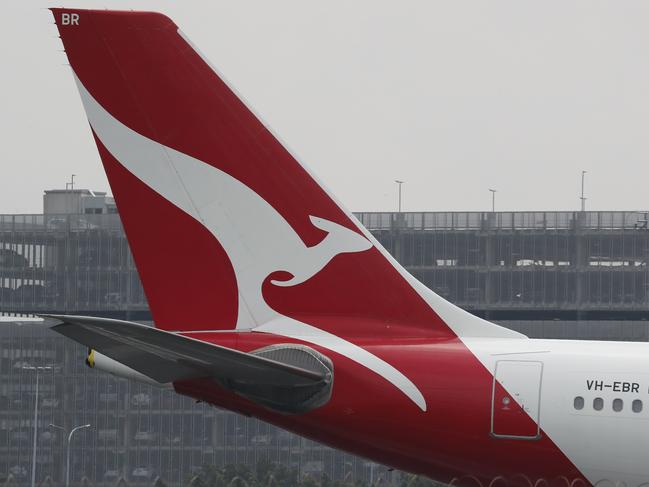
[1, 208, 649, 485]
[43, 189, 117, 216]
[4, 209, 649, 325]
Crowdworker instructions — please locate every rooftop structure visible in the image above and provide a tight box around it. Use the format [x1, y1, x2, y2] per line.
[43, 188, 117, 216]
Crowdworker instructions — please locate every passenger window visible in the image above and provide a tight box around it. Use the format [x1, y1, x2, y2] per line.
[593, 397, 604, 411]
[573, 396, 584, 410]
[632, 399, 643, 413]
[612, 398, 623, 412]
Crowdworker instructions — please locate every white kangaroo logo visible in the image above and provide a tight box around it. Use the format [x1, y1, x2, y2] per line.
[271, 216, 372, 287]
[75, 73, 426, 411]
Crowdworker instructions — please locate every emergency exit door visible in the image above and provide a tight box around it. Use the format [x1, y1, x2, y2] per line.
[491, 360, 543, 440]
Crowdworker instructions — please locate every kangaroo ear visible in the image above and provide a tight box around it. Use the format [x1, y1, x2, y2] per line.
[308, 215, 348, 235]
[308, 215, 330, 233]
[309, 216, 372, 252]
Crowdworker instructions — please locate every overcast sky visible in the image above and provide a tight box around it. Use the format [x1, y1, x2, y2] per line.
[2, 1, 649, 214]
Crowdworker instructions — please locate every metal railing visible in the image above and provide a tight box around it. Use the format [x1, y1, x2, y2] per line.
[1, 211, 647, 233]
[354, 211, 649, 231]
[0, 213, 124, 232]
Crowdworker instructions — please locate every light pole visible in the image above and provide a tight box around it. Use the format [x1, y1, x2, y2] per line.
[395, 180, 404, 212]
[580, 170, 587, 211]
[23, 365, 52, 487]
[489, 189, 497, 212]
[49, 423, 91, 487]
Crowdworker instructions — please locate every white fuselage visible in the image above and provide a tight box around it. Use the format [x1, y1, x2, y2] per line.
[466, 337, 649, 486]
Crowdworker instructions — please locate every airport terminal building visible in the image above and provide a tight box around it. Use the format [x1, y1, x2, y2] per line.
[1, 193, 649, 485]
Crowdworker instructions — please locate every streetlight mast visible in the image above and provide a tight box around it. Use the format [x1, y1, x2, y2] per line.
[488, 189, 497, 212]
[395, 180, 404, 212]
[49, 423, 91, 487]
[23, 365, 52, 487]
[580, 170, 587, 211]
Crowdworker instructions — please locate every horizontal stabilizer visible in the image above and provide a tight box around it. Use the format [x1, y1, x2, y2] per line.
[45, 314, 333, 413]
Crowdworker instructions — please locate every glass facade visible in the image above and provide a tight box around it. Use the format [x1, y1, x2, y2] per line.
[2, 211, 649, 318]
[0, 214, 146, 318]
[0, 325, 373, 486]
[357, 211, 649, 319]
[1, 210, 649, 486]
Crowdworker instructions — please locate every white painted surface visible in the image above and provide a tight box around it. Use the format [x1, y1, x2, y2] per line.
[466, 337, 649, 486]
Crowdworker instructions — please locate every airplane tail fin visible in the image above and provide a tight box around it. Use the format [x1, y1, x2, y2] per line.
[51, 8, 522, 340]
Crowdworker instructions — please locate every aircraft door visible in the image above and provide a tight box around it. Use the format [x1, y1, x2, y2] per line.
[491, 360, 543, 440]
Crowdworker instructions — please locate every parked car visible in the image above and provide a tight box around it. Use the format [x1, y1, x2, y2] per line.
[251, 435, 271, 445]
[131, 393, 150, 407]
[131, 468, 153, 480]
[134, 431, 156, 442]
[42, 397, 59, 407]
[45, 217, 68, 230]
[103, 470, 120, 482]
[9, 466, 27, 479]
